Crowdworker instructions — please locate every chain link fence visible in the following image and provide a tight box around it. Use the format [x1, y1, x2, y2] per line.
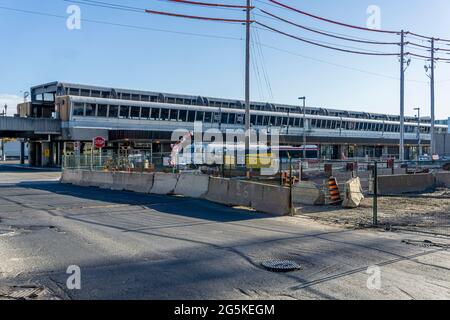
[293, 159, 450, 237]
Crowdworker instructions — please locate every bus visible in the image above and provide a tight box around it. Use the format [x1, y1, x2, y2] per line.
[171, 143, 319, 167]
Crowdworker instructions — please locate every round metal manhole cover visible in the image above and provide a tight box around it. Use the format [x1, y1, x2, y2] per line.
[261, 260, 302, 272]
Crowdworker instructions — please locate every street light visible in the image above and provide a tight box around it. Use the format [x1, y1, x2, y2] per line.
[298, 97, 307, 159]
[414, 107, 422, 158]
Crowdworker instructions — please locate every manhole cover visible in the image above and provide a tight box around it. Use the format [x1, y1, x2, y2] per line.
[261, 260, 302, 272]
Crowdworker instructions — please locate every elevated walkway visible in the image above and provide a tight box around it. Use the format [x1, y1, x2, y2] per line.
[0, 117, 61, 138]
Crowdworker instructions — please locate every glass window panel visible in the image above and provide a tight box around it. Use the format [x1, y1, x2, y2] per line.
[179, 110, 187, 121]
[130, 106, 140, 119]
[72, 103, 84, 116]
[170, 109, 178, 121]
[196, 111, 204, 122]
[151, 108, 160, 120]
[97, 104, 108, 117]
[141, 107, 150, 119]
[228, 113, 236, 124]
[109, 105, 118, 118]
[85, 104, 95, 116]
[160, 108, 170, 120]
[187, 111, 195, 122]
[119, 106, 130, 118]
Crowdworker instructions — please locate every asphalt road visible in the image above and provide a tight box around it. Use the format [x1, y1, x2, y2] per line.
[1, 164, 449, 300]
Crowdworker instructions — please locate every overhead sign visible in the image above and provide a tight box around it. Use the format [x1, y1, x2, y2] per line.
[93, 136, 106, 149]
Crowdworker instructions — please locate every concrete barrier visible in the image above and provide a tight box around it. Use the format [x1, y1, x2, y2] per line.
[293, 181, 325, 206]
[80, 171, 113, 189]
[150, 173, 179, 195]
[206, 177, 291, 216]
[174, 173, 209, 198]
[434, 172, 450, 188]
[226, 179, 252, 208]
[248, 181, 291, 216]
[109, 172, 154, 193]
[61, 170, 291, 215]
[377, 173, 436, 195]
[61, 169, 83, 184]
[205, 177, 230, 205]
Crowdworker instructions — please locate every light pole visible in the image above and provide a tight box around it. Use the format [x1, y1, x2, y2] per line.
[414, 107, 422, 158]
[1, 104, 6, 161]
[298, 97, 307, 159]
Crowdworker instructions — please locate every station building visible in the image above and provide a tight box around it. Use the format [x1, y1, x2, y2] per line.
[8, 81, 450, 167]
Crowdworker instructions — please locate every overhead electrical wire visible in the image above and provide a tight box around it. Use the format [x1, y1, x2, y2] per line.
[268, 0, 400, 34]
[255, 42, 429, 84]
[166, 0, 254, 9]
[3, 4, 444, 84]
[144, 9, 253, 23]
[407, 52, 450, 62]
[406, 31, 450, 43]
[255, 22, 400, 56]
[0, 5, 243, 41]
[64, 0, 142, 12]
[258, 9, 400, 45]
[253, 25, 274, 99]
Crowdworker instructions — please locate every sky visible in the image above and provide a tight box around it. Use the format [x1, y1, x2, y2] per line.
[0, 0, 449, 119]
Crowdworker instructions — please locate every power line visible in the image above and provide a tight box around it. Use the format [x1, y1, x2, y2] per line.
[144, 9, 252, 23]
[63, 0, 142, 12]
[165, 0, 254, 9]
[407, 52, 450, 62]
[2, 4, 447, 84]
[256, 42, 428, 84]
[258, 9, 400, 45]
[406, 31, 450, 43]
[253, 25, 274, 99]
[256, 22, 400, 56]
[0, 5, 243, 41]
[268, 0, 400, 34]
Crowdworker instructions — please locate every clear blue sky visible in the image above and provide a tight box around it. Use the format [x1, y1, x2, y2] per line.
[1, 0, 450, 119]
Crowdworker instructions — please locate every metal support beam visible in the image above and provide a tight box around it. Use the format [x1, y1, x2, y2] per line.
[430, 38, 436, 157]
[399, 30, 405, 162]
[245, 0, 251, 177]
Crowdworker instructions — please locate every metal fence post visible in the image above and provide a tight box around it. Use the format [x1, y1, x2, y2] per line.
[373, 160, 378, 226]
[289, 155, 294, 216]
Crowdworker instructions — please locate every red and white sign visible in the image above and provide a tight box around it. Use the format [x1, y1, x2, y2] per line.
[93, 136, 106, 149]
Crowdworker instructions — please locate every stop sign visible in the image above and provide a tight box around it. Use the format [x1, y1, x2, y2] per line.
[93, 136, 106, 149]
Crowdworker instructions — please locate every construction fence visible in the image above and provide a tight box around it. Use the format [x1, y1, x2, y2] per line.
[63, 154, 450, 236]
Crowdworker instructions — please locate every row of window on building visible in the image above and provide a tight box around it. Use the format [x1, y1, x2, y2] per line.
[61, 86, 422, 123]
[72, 102, 441, 134]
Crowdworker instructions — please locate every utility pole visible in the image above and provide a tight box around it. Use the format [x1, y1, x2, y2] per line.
[430, 38, 436, 157]
[298, 97, 306, 159]
[399, 30, 405, 162]
[244, 0, 252, 177]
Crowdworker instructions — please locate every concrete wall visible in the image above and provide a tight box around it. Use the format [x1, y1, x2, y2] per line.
[61, 170, 291, 216]
[435, 172, 450, 188]
[205, 177, 291, 216]
[377, 173, 436, 195]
